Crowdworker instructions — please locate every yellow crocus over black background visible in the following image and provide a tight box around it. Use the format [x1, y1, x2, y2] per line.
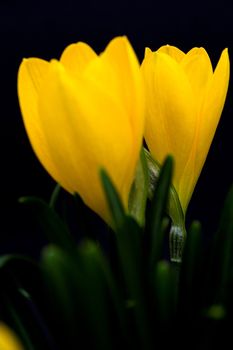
[0, 0, 232, 254]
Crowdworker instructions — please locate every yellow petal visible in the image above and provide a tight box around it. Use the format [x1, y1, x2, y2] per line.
[144, 47, 153, 59]
[82, 36, 144, 202]
[142, 45, 230, 214]
[100, 36, 145, 148]
[17, 58, 61, 182]
[195, 48, 230, 187]
[37, 60, 134, 222]
[18, 37, 144, 224]
[175, 146, 197, 213]
[60, 42, 97, 75]
[181, 48, 213, 108]
[175, 49, 229, 212]
[142, 51, 196, 194]
[157, 45, 186, 63]
[0, 323, 23, 350]
[175, 48, 214, 210]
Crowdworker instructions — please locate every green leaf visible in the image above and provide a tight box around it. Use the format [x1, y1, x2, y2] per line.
[115, 217, 152, 350]
[79, 241, 127, 339]
[128, 148, 149, 227]
[217, 184, 233, 288]
[42, 242, 124, 349]
[0, 256, 36, 350]
[179, 221, 203, 314]
[0, 254, 38, 271]
[100, 169, 126, 231]
[0, 255, 55, 350]
[153, 260, 176, 322]
[147, 155, 173, 268]
[19, 196, 76, 254]
[41, 245, 85, 347]
[49, 183, 61, 209]
[100, 171, 152, 348]
[78, 241, 116, 350]
[204, 304, 226, 321]
[0, 255, 41, 298]
[144, 149, 183, 224]
[41, 245, 77, 321]
[3, 297, 36, 350]
[144, 149, 186, 263]
[209, 184, 233, 303]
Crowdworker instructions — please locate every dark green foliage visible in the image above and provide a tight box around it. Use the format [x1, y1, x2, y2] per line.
[146, 156, 173, 268]
[1, 157, 233, 349]
[18, 196, 76, 254]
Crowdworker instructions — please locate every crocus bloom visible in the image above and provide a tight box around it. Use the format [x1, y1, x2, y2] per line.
[18, 37, 145, 223]
[141, 45, 230, 214]
[0, 323, 23, 350]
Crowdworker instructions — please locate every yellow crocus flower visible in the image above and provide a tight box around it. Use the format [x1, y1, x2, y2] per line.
[142, 45, 230, 214]
[0, 323, 23, 350]
[18, 37, 145, 223]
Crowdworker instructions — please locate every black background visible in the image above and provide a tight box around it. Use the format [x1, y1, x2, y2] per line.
[0, 0, 232, 255]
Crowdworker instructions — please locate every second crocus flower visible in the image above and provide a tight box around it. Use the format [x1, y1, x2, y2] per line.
[18, 37, 145, 224]
[142, 45, 230, 214]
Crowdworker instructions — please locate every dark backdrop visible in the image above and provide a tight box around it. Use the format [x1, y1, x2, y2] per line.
[0, 0, 232, 255]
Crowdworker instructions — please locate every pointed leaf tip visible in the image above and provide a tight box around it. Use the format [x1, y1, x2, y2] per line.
[100, 169, 126, 231]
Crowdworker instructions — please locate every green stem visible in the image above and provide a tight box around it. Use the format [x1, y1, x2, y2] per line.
[6, 298, 35, 350]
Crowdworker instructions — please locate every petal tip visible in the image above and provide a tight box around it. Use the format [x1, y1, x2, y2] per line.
[144, 47, 152, 57]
